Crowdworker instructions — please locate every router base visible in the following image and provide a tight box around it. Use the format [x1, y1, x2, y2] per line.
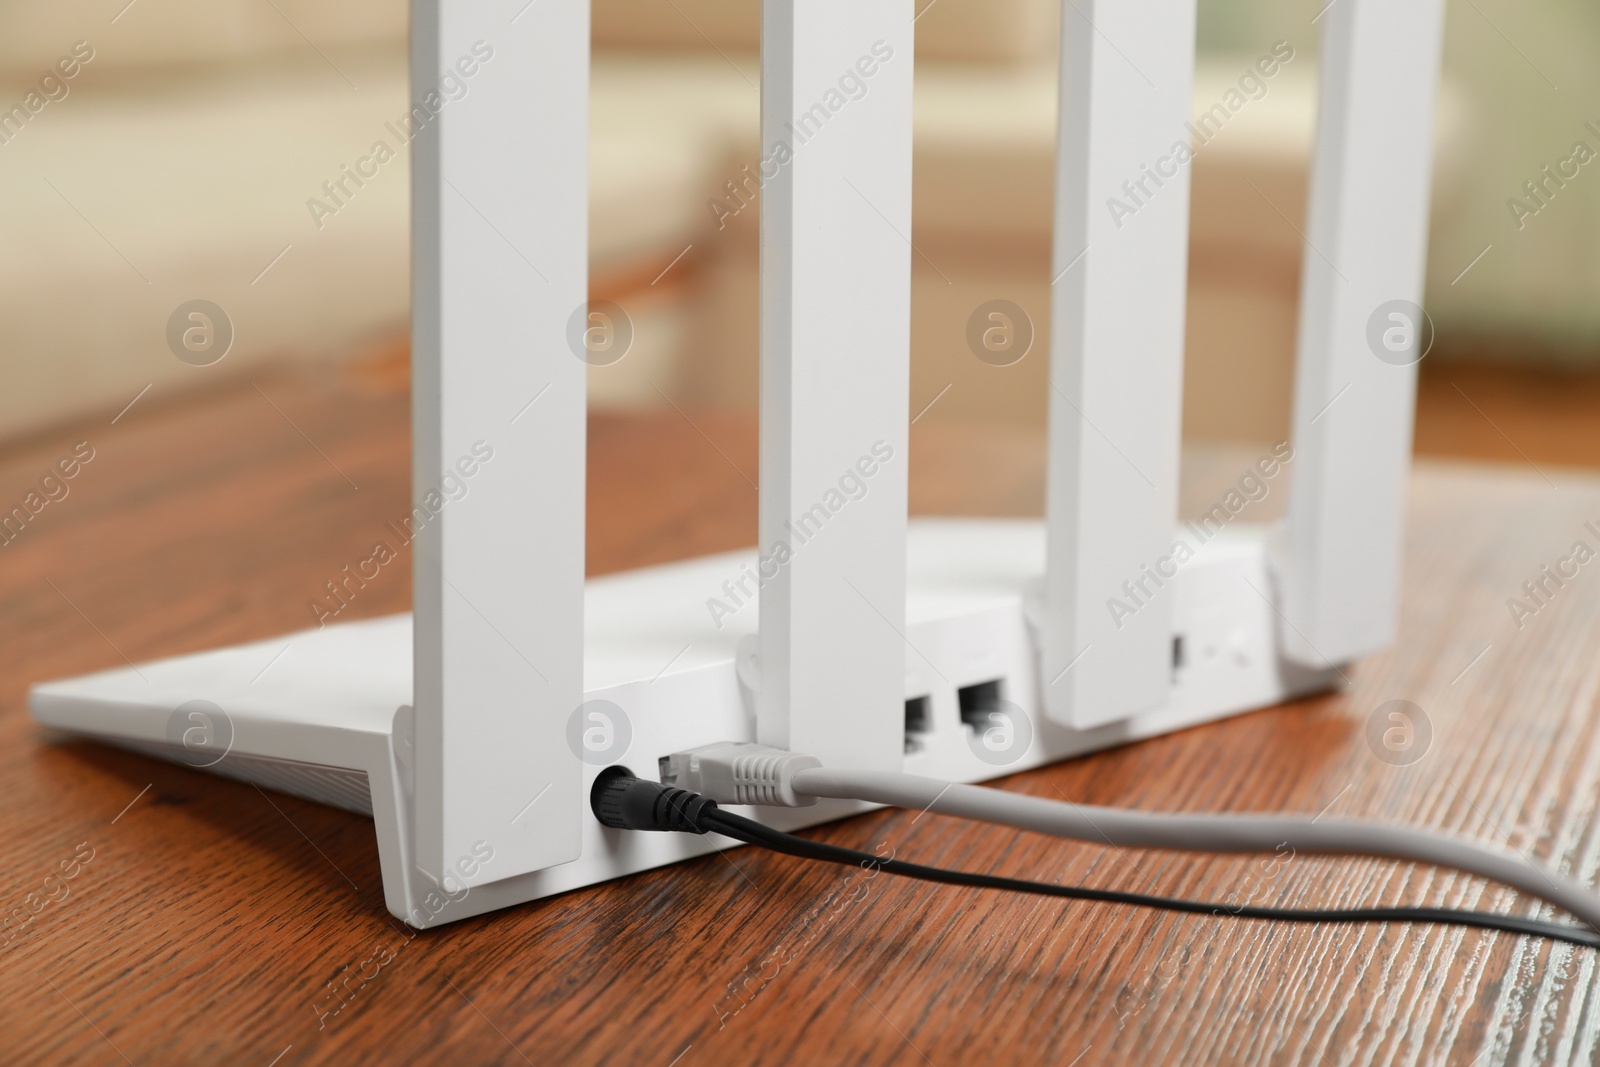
[31, 518, 1337, 927]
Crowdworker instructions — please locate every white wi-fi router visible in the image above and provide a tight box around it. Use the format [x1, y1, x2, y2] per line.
[31, 0, 1444, 928]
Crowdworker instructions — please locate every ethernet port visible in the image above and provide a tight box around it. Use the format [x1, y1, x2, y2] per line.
[904, 696, 932, 753]
[958, 680, 1005, 734]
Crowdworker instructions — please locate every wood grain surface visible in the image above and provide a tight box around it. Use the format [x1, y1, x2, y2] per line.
[3, 361, 1600, 1066]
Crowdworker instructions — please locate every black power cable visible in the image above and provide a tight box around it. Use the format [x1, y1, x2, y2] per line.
[591, 767, 1600, 951]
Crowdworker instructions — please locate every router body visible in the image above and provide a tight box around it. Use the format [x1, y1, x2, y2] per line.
[30, 0, 1444, 927]
[34, 520, 1334, 925]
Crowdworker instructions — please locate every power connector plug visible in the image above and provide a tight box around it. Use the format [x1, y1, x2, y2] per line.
[590, 766, 719, 833]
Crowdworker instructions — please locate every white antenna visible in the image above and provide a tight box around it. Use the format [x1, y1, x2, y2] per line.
[1042, 0, 1197, 728]
[1279, 0, 1447, 667]
[408, 0, 589, 882]
[757, 0, 913, 771]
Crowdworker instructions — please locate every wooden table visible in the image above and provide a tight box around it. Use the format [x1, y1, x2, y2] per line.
[4, 363, 1600, 1066]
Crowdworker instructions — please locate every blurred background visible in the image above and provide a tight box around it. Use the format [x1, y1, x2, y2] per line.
[1, 0, 1598, 451]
